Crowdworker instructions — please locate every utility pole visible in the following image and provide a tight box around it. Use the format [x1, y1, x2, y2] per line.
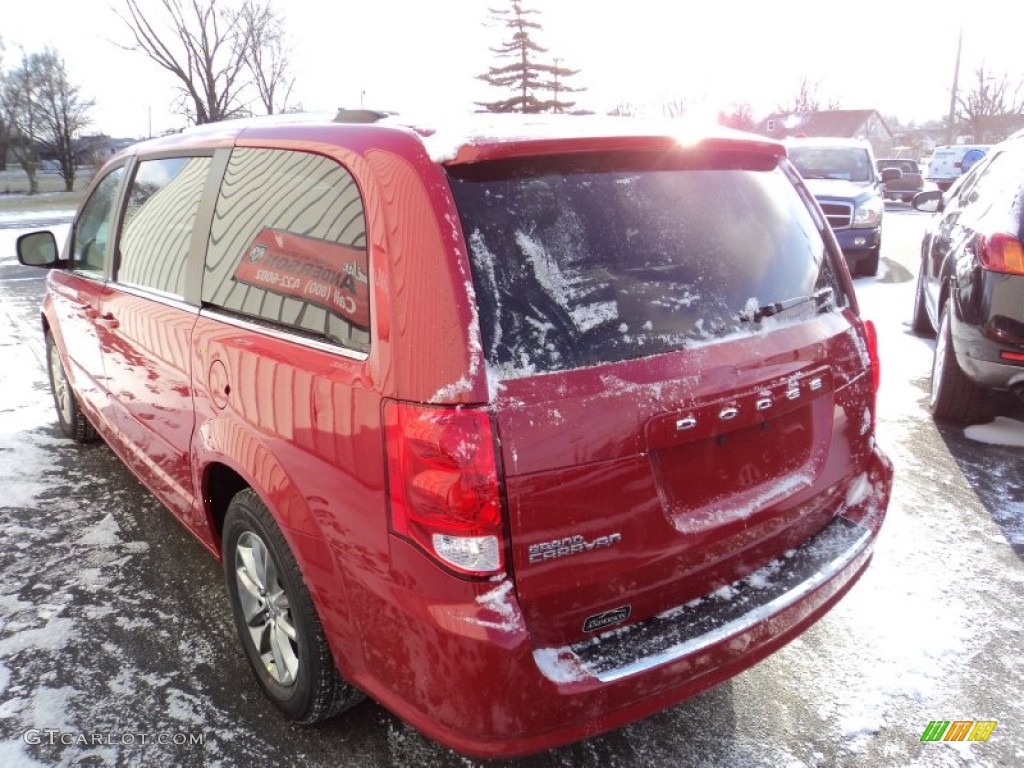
[553, 57, 561, 114]
[947, 27, 963, 144]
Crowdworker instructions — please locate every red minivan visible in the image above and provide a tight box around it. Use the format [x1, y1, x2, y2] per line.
[18, 112, 892, 758]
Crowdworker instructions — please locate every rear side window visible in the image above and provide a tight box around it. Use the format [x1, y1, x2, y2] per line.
[117, 156, 211, 297]
[448, 151, 844, 378]
[202, 148, 370, 353]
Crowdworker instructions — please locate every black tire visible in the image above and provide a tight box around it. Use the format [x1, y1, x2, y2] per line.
[45, 331, 97, 442]
[222, 488, 364, 723]
[911, 259, 935, 336]
[857, 246, 880, 277]
[929, 302, 989, 424]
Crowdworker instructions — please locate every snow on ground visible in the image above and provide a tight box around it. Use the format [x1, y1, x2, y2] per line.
[0, 222, 271, 766]
[965, 417, 1024, 447]
[0, 210, 75, 227]
[786, 259, 1024, 763]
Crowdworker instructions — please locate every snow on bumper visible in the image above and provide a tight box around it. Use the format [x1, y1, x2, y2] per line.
[534, 448, 890, 688]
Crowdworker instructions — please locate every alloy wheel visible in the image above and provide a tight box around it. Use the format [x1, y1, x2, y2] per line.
[234, 531, 299, 686]
[49, 343, 72, 426]
[930, 311, 949, 407]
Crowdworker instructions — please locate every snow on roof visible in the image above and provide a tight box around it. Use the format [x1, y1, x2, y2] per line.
[391, 112, 782, 164]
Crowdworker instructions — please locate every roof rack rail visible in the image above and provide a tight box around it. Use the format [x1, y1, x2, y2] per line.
[333, 108, 396, 124]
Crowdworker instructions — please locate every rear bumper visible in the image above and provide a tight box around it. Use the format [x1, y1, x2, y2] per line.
[349, 447, 892, 759]
[565, 512, 872, 683]
[950, 309, 1024, 389]
[950, 271, 1024, 390]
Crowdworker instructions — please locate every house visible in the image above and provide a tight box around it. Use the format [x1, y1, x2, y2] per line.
[753, 109, 895, 157]
[71, 135, 137, 165]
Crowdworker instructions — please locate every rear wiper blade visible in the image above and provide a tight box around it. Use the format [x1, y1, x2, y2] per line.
[740, 287, 834, 323]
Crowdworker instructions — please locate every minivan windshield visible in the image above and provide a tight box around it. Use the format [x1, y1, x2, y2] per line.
[447, 151, 845, 378]
[788, 146, 872, 182]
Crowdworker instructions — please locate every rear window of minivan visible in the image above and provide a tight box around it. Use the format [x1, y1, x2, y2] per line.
[447, 151, 846, 378]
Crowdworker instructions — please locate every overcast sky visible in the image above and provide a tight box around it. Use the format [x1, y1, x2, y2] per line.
[3, 0, 1022, 139]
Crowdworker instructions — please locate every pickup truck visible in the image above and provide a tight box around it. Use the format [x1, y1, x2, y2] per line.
[875, 158, 924, 203]
[785, 137, 898, 276]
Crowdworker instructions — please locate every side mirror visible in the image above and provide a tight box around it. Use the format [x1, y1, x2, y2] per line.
[880, 167, 903, 183]
[913, 190, 943, 213]
[17, 231, 60, 268]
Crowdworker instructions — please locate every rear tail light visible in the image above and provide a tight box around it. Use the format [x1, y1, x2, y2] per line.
[863, 320, 880, 431]
[384, 400, 504, 576]
[977, 233, 1024, 275]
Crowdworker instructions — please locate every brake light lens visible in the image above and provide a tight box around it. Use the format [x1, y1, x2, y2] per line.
[977, 233, 1024, 274]
[384, 401, 504, 576]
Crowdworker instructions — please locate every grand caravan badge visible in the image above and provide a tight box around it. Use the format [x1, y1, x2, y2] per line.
[527, 533, 622, 564]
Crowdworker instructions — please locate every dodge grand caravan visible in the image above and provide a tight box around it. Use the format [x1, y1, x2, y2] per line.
[18, 112, 892, 758]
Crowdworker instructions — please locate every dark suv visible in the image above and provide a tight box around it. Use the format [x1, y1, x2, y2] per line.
[912, 130, 1024, 423]
[17, 113, 892, 758]
[785, 137, 896, 277]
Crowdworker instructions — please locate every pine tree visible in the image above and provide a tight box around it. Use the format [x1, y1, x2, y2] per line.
[476, 1, 584, 114]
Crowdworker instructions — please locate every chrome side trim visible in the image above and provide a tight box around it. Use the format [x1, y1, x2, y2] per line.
[198, 307, 369, 361]
[112, 282, 198, 314]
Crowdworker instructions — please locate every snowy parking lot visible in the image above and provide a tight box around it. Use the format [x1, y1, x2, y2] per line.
[1, 208, 1022, 767]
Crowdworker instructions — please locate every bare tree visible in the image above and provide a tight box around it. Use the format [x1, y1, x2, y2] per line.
[0, 38, 7, 171]
[115, 0, 293, 125]
[2, 53, 44, 193]
[957, 63, 1024, 142]
[35, 51, 93, 191]
[718, 103, 755, 131]
[1, 49, 93, 193]
[608, 101, 638, 117]
[778, 76, 841, 113]
[237, 1, 295, 114]
[660, 96, 690, 119]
